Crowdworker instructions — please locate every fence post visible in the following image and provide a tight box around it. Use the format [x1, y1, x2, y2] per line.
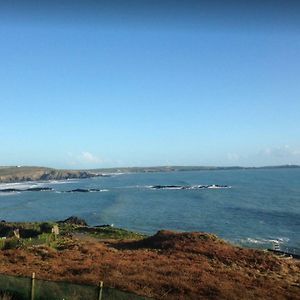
[98, 281, 103, 300]
[31, 272, 36, 300]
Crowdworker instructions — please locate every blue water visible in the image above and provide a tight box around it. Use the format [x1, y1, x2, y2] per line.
[0, 168, 299, 250]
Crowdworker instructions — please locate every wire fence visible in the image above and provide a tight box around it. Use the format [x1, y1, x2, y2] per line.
[0, 273, 149, 300]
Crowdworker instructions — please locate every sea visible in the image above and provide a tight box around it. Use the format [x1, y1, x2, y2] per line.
[0, 168, 299, 251]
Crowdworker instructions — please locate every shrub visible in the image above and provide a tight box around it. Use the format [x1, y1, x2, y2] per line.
[39, 223, 53, 234]
[0, 239, 6, 250]
[3, 238, 23, 250]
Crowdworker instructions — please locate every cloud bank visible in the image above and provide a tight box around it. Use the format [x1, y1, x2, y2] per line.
[227, 145, 300, 167]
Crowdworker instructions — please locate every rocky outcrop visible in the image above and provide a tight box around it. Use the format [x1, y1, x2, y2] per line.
[0, 187, 53, 193]
[58, 216, 88, 226]
[150, 184, 231, 190]
[64, 188, 102, 193]
[0, 167, 98, 183]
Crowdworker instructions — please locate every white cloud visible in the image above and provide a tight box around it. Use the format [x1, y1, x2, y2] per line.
[79, 152, 101, 163]
[66, 151, 103, 167]
[225, 145, 300, 167]
[260, 145, 300, 158]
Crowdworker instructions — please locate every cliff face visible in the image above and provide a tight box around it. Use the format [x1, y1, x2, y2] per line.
[0, 167, 96, 183]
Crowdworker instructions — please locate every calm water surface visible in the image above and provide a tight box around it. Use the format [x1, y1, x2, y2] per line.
[0, 168, 299, 250]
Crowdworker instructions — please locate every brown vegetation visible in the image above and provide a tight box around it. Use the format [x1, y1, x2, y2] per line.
[0, 230, 299, 299]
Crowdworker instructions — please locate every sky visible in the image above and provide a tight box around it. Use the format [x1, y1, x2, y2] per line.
[0, 1, 300, 168]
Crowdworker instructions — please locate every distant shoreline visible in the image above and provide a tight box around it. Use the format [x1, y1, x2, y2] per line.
[0, 164, 299, 184]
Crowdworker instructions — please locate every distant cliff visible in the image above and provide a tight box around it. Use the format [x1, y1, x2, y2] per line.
[0, 166, 97, 183]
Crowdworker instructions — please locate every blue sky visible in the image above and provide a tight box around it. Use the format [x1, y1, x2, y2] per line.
[0, 1, 300, 168]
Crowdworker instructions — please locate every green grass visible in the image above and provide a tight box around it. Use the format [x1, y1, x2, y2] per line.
[0, 221, 59, 249]
[0, 239, 6, 250]
[0, 166, 52, 176]
[79, 226, 146, 240]
[58, 222, 146, 240]
[0, 221, 146, 251]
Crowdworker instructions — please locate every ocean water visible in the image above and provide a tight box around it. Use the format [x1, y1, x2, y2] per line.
[0, 168, 299, 250]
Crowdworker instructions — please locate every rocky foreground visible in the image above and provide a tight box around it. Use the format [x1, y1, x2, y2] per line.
[0, 219, 299, 299]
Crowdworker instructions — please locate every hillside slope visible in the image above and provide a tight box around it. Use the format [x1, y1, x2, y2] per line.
[0, 229, 299, 299]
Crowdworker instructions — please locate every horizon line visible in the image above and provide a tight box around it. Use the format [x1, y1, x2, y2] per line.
[1, 164, 299, 171]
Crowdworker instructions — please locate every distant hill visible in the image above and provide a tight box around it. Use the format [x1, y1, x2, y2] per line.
[89, 164, 300, 173]
[0, 166, 96, 183]
[0, 165, 299, 183]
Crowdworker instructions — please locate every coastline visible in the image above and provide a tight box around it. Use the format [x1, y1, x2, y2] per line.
[0, 167, 99, 184]
[1, 165, 299, 184]
[1, 168, 299, 253]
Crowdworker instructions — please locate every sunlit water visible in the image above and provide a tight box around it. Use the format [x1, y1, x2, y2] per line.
[0, 168, 299, 250]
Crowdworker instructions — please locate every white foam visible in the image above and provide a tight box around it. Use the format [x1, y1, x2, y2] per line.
[48, 180, 78, 185]
[206, 185, 231, 189]
[0, 181, 44, 190]
[0, 182, 30, 188]
[245, 237, 290, 245]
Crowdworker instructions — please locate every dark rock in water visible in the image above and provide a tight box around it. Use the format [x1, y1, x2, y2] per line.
[151, 185, 185, 190]
[197, 185, 208, 189]
[0, 187, 53, 193]
[0, 189, 18, 193]
[65, 188, 101, 193]
[89, 188, 102, 192]
[151, 184, 230, 190]
[65, 188, 90, 193]
[26, 187, 53, 192]
[58, 216, 88, 226]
